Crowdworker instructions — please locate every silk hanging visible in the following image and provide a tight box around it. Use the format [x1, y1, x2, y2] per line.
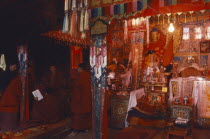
[130, 31, 144, 90]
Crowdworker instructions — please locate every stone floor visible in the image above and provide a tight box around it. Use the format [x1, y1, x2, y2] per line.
[64, 128, 120, 139]
[64, 127, 210, 139]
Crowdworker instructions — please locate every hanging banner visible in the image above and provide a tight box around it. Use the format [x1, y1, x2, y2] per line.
[129, 31, 145, 90]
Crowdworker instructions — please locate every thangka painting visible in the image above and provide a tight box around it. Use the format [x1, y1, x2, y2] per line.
[179, 23, 203, 52]
[129, 31, 145, 89]
[108, 19, 128, 65]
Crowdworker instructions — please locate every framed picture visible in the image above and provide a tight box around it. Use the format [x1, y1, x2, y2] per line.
[200, 41, 210, 53]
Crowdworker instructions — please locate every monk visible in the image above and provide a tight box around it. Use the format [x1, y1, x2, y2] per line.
[0, 63, 22, 132]
[30, 65, 66, 123]
[69, 63, 92, 136]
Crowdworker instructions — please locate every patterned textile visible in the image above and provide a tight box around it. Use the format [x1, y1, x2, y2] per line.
[193, 81, 210, 118]
[169, 77, 203, 102]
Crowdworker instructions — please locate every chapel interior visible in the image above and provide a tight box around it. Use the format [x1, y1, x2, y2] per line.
[1, 0, 210, 139]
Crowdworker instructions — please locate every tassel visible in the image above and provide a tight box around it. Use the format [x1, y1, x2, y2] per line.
[80, 9, 84, 32]
[84, 9, 89, 31]
[84, 0, 88, 6]
[70, 9, 77, 37]
[62, 12, 69, 33]
[64, 0, 68, 11]
[79, 0, 83, 11]
[72, 0, 76, 10]
[68, 0, 72, 11]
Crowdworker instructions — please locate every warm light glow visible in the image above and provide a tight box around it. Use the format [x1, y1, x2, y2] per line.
[168, 23, 175, 32]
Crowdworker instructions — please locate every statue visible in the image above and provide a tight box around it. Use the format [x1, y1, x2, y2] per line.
[143, 28, 167, 69]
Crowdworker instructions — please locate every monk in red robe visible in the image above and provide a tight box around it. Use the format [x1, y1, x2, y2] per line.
[69, 63, 92, 135]
[0, 63, 22, 132]
[30, 65, 66, 123]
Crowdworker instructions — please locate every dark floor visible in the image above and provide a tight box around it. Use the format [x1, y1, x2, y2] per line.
[64, 127, 210, 139]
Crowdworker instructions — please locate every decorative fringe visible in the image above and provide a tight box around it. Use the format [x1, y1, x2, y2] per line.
[84, 9, 89, 31]
[79, 0, 83, 10]
[64, 0, 69, 11]
[62, 12, 69, 33]
[84, 0, 88, 6]
[70, 10, 77, 37]
[80, 10, 84, 32]
[72, 0, 76, 10]
[68, 0, 72, 11]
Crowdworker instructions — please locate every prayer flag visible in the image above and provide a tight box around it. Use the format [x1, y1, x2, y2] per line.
[114, 4, 120, 14]
[165, 0, 170, 6]
[137, 0, 143, 11]
[120, 4, 124, 14]
[132, 1, 137, 12]
[143, 0, 148, 9]
[172, 0, 177, 5]
[92, 8, 98, 18]
[124, 3, 128, 13]
[88, 9, 91, 19]
[159, 0, 165, 7]
[98, 7, 102, 16]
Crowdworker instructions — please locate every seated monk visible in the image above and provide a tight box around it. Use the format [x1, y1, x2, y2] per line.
[69, 63, 92, 136]
[0, 62, 22, 132]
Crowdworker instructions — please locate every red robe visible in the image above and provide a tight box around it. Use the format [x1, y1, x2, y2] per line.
[0, 76, 22, 131]
[0, 76, 22, 113]
[70, 71, 92, 130]
[30, 71, 66, 123]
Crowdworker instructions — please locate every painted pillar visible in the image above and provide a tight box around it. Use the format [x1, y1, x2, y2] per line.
[90, 20, 108, 139]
